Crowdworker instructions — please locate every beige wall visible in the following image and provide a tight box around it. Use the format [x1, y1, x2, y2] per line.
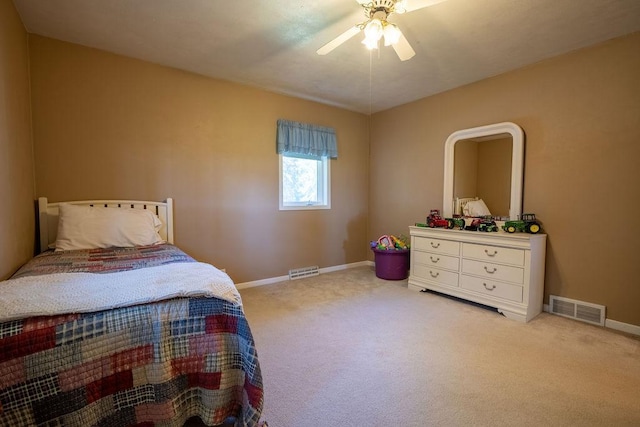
[0, 0, 35, 279]
[476, 138, 512, 217]
[370, 32, 640, 325]
[28, 36, 369, 283]
[453, 140, 478, 204]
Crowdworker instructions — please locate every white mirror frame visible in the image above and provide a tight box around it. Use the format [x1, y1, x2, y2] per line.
[443, 122, 524, 220]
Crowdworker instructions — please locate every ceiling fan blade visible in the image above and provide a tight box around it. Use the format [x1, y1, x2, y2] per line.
[403, 0, 447, 13]
[317, 26, 361, 55]
[392, 31, 416, 61]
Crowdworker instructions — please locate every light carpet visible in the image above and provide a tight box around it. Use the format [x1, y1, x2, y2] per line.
[239, 266, 640, 427]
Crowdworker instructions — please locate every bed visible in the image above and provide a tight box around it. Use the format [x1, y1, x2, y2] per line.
[0, 198, 264, 427]
[454, 196, 492, 217]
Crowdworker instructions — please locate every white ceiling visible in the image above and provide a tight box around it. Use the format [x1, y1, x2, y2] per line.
[13, 0, 640, 114]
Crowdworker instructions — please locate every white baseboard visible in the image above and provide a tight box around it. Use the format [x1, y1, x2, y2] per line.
[604, 319, 640, 336]
[543, 304, 639, 336]
[235, 260, 373, 290]
[319, 260, 373, 273]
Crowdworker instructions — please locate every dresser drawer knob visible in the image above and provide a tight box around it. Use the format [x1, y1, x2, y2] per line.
[484, 249, 498, 257]
[430, 256, 440, 263]
[483, 282, 496, 291]
[430, 242, 440, 248]
[429, 271, 440, 278]
[484, 266, 497, 274]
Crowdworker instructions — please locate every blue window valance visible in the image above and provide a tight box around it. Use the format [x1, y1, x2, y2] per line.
[276, 119, 338, 159]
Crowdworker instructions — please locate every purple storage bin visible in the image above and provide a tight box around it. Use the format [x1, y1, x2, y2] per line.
[372, 248, 410, 280]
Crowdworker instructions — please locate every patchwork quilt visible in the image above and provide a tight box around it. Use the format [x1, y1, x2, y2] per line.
[0, 245, 263, 427]
[11, 244, 196, 279]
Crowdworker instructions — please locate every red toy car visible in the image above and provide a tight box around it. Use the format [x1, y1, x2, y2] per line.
[427, 209, 449, 228]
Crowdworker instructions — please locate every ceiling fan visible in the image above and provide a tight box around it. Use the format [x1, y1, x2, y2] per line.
[317, 0, 446, 61]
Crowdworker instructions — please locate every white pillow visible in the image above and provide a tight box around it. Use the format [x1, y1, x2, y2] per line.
[463, 199, 492, 217]
[54, 203, 164, 251]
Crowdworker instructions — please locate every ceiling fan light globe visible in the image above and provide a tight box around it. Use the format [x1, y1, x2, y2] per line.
[362, 36, 379, 50]
[364, 19, 384, 42]
[383, 23, 402, 46]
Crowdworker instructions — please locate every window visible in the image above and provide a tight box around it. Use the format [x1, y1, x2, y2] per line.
[276, 119, 337, 211]
[279, 153, 330, 210]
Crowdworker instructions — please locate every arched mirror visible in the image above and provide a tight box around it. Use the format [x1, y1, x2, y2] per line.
[442, 122, 524, 220]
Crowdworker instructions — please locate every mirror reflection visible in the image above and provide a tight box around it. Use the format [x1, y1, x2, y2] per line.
[454, 134, 512, 217]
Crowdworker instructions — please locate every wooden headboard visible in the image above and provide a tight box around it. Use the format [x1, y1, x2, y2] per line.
[37, 197, 174, 253]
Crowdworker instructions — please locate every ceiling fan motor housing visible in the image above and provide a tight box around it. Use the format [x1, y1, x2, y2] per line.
[372, 0, 397, 10]
[365, 0, 399, 18]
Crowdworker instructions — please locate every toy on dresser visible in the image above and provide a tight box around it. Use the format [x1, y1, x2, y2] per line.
[426, 209, 448, 228]
[464, 217, 499, 232]
[503, 213, 542, 234]
[417, 209, 542, 234]
[423, 209, 496, 232]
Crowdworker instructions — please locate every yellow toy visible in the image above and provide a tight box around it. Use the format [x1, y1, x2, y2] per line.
[390, 235, 408, 250]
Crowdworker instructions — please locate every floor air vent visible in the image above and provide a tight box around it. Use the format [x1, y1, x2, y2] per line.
[549, 295, 605, 326]
[289, 266, 319, 280]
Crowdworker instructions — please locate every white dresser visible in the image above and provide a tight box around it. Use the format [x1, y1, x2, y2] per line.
[408, 226, 546, 322]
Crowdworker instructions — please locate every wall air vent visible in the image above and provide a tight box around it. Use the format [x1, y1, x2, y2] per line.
[549, 295, 605, 326]
[289, 266, 320, 280]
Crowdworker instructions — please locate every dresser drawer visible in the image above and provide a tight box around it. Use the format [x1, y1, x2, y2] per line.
[462, 259, 524, 284]
[413, 237, 460, 256]
[413, 264, 459, 287]
[460, 275, 523, 303]
[414, 251, 459, 271]
[462, 243, 525, 266]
